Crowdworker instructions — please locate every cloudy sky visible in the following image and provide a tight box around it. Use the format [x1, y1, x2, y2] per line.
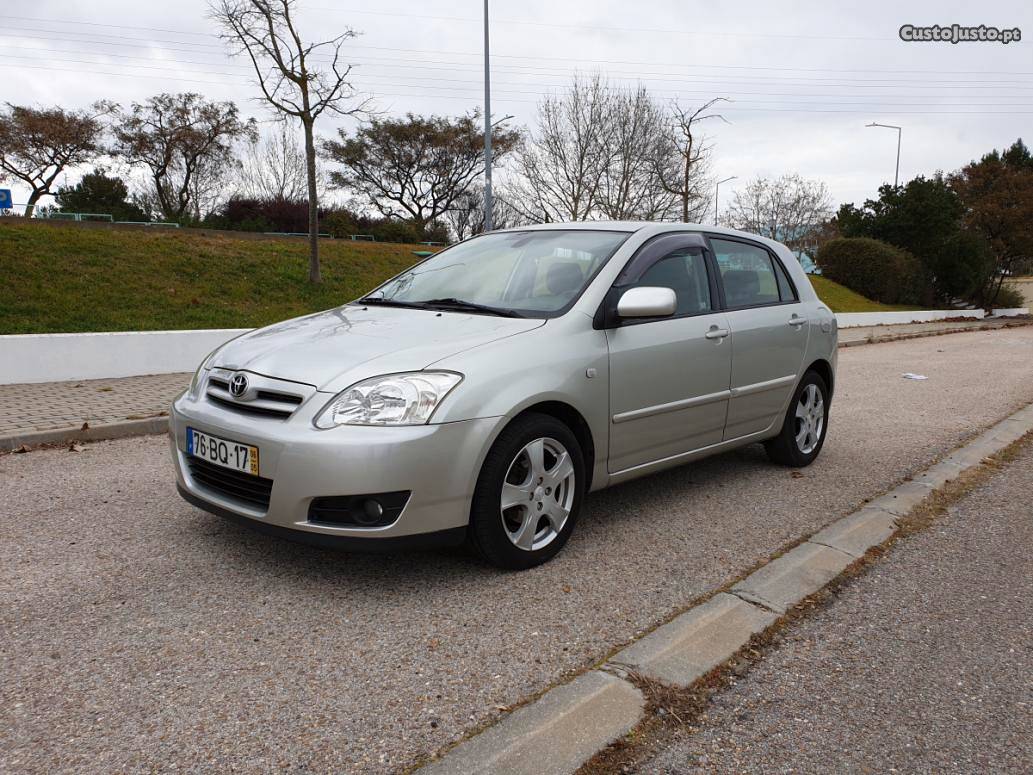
[2, 0, 1031, 214]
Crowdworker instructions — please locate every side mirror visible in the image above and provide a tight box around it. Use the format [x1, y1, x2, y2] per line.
[616, 286, 677, 318]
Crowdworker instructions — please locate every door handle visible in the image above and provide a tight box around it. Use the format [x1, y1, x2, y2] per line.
[788, 314, 807, 327]
[705, 326, 730, 340]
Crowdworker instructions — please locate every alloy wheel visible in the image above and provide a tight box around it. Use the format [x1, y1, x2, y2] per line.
[500, 437, 576, 551]
[795, 383, 825, 455]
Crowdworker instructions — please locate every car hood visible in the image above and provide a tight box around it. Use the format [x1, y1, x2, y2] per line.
[212, 305, 545, 391]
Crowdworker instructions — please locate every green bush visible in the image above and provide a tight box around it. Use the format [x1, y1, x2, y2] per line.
[816, 237, 924, 305]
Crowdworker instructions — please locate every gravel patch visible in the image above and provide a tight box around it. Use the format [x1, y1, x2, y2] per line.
[2, 328, 1033, 773]
[639, 440, 1033, 773]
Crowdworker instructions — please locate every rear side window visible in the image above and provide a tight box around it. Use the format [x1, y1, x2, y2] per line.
[709, 238, 781, 308]
[631, 249, 712, 316]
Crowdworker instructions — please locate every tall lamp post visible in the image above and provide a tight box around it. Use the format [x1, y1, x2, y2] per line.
[482, 0, 493, 231]
[714, 176, 736, 225]
[866, 122, 902, 187]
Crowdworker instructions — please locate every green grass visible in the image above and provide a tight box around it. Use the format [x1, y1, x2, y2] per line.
[807, 275, 919, 313]
[0, 220, 912, 333]
[0, 220, 429, 334]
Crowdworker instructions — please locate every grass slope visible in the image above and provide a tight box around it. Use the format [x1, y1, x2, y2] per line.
[0, 220, 909, 333]
[807, 275, 918, 313]
[0, 220, 426, 334]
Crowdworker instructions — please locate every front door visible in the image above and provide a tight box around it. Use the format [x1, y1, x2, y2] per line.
[606, 235, 733, 474]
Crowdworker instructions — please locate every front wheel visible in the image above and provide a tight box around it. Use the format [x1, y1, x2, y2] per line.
[764, 371, 830, 467]
[468, 413, 585, 570]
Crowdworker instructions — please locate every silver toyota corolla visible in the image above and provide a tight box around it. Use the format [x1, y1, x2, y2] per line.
[170, 222, 837, 569]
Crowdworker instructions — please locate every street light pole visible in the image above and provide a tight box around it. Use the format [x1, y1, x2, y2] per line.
[714, 176, 736, 225]
[866, 122, 902, 187]
[482, 0, 493, 231]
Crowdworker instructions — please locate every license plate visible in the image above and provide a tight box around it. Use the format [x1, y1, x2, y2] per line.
[187, 427, 259, 476]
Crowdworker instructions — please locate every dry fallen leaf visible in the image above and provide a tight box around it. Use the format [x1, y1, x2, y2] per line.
[68, 442, 85, 452]
[80, 421, 90, 431]
[790, 471, 804, 479]
[13, 444, 30, 454]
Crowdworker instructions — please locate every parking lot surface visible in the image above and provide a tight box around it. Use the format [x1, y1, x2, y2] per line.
[3, 327, 1033, 773]
[638, 437, 1033, 773]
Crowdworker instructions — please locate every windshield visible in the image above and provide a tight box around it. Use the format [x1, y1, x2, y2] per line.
[363, 229, 630, 318]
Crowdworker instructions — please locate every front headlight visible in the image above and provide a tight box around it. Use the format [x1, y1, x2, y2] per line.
[314, 371, 463, 428]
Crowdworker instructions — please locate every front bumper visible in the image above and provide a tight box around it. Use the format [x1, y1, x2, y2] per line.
[169, 388, 499, 543]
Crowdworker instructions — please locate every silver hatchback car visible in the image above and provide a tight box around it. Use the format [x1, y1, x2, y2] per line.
[170, 222, 837, 569]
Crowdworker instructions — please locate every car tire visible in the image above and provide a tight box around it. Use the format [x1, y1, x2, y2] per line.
[764, 370, 830, 468]
[467, 413, 585, 570]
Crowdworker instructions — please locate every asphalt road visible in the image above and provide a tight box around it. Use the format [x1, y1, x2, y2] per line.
[3, 328, 1033, 774]
[639, 435, 1033, 773]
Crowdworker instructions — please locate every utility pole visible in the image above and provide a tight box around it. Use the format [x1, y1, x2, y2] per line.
[866, 122, 902, 187]
[483, 0, 493, 231]
[714, 176, 736, 225]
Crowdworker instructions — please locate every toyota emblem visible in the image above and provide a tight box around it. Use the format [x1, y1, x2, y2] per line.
[229, 373, 249, 398]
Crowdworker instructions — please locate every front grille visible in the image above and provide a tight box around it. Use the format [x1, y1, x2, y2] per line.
[206, 376, 304, 419]
[187, 457, 273, 510]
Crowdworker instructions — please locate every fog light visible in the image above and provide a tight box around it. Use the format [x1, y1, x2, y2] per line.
[307, 491, 411, 528]
[360, 499, 384, 524]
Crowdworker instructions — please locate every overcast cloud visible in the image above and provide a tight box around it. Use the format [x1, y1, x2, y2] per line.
[2, 0, 1031, 213]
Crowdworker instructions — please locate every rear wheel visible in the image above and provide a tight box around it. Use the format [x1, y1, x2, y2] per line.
[764, 371, 829, 467]
[468, 413, 584, 570]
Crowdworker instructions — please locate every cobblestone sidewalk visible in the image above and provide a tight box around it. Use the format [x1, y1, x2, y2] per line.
[0, 373, 188, 439]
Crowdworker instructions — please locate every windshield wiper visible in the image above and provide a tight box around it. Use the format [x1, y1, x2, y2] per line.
[356, 296, 427, 310]
[417, 297, 525, 318]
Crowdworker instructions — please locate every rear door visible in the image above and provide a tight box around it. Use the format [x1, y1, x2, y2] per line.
[605, 234, 733, 473]
[706, 236, 809, 440]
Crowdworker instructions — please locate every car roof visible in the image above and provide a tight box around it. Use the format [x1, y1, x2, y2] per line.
[495, 221, 789, 250]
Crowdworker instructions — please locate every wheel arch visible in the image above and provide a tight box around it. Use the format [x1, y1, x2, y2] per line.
[805, 358, 835, 398]
[508, 401, 597, 492]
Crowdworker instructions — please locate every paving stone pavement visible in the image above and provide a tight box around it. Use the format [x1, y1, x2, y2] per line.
[0, 373, 188, 436]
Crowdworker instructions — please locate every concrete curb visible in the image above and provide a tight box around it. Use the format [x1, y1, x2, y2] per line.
[419, 671, 644, 775]
[0, 416, 168, 452]
[837, 320, 1033, 349]
[418, 401, 1033, 774]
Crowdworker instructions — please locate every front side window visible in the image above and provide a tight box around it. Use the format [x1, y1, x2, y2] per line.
[630, 249, 712, 316]
[365, 230, 630, 318]
[709, 238, 781, 308]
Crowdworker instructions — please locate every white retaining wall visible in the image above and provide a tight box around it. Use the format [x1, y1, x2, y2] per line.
[1, 309, 1029, 384]
[0, 329, 249, 384]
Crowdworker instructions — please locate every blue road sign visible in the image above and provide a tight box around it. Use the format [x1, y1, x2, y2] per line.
[0, 189, 12, 209]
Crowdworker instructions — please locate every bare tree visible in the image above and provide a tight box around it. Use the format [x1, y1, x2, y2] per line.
[324, 112, 520, 232]
[0, 101, 115, 216]
[654, 98, 726, 223]
[597, 86, 678, 220]
[211, 0, 370, 283]
[113, 93, 256, 222]
[236, 121, 315, 201]
[725, 173, 834, 253]
[510, 74, 614, 223]
[446, 184, 523, 241]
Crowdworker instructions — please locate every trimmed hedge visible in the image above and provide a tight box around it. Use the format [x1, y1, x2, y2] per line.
[816, 237, 923, 305]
